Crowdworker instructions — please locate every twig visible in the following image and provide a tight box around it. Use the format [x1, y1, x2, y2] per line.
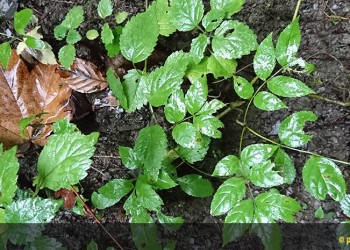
[293, 0, 302, 21]
[309, 94, 350, 106]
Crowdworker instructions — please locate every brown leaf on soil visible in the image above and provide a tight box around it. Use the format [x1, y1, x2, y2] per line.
[0, 50, 72, 148]
[57, 58, 108, 93]
[55, 188, 77, 209]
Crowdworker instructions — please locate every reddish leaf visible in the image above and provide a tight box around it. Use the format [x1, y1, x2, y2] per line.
[55, 188, 77, 209]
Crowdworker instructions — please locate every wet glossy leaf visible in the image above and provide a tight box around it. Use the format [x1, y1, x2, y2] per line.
[210, 0, 245, 17]
[177, 174, 213, 197]
[157, 211, 184, 231]
[207, 54, 237, 79]
[177, 135, 210, 163]
[340, 195, 350, 217]
[101, 23, 114, 45]
[190, 34, 209, 63]
[25, 36, 46, 50]
[60, 6, 84, 30]
[66, 29, 82, 45]
[152, 170, 177, 190]
[240, 144, 278, 167]
[278, 111, 317, 147]
[105, 26, 122, 57]
[119, 146, 142, 170]
[273, 148, 296, 184]
[233, 76, 254, 99]
[254, 33, 275, 80]
[86, 29, 99, 40]
[14, 9, 32, 35]
[202, 9, 225, 32]
[185, 76, 208, 115]
[156, 0, 176, 36]
[251, 213, 281, 250]
[210, 177, 246, 216]
[164, 89, 186, 123]
[107, 68, 127, 108]
[34, 130, 98, 191]
[0, 146, 19, 206]
[249, 160, 284, 188]
[223, 199, 253, 245]
[130, 223, 161, 250]
[91, 179, 134, 209]
[212, 20, 257, 59]
[193, 115, 224, 138]
[0, 42, 11, 69]
[170, 0, 204, 31]
[124, 193, 150, 222]
[197, 99, 226, 116]
[136, 177, 163, 212]
[212, 155, 240, 177]
[120, 4, 158, 63]
[58, 44, 76, 68]
[134, 125, 168, 181]
[24, 236, 64, 250]
[267, 76, 315, 97]
[172, 122, 203, 149]
[186, 57, 209, 82]
[253, 91, 287, 111]
[302, 156, 346, 201]
[276, 18, 300, 67]
[97, 0, 113, 18]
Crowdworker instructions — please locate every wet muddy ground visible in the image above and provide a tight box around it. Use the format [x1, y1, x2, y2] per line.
[1, 0, 350, 249]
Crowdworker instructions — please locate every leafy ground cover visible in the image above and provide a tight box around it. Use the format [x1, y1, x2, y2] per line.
[0, 0, 350, 249]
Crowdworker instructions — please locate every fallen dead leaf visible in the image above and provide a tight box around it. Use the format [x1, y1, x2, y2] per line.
[55, 188, 77, 209]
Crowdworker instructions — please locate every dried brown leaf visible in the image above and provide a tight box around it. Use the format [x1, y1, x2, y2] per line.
[55, 188, 77, 209]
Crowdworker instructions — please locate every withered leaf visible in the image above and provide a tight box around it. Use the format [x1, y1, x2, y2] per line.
[58, 58, 108, 93]
[0, 50, 72, 148]
[55, 188, 77, 209]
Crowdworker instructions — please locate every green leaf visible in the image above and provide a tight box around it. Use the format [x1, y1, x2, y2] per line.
[240, 144, 278, 168]
[86, 29, 99, 40]
[207, 54, 237, 79]
[255, 189, 301, 222]
[251, 214, 281, 250]
[340, 195, 350, 217]
[0, 42, 11, 69]
[105, 26, 122, 57]
[58, 44, 76, 68]
[193, 115, 224, 138]
[136, 177, 163, 211]
[210, 177, 246, 216]
[177, 135, 210, 163]
[130, 223, 162, 250]
[186, 57, 210, 82]
[212, 155, 240, 177]
[97, 0, 113, 18]
[177, 174, 213, 197]
[87, 240, 98, 250]
[66, 29, 82, 44]
[276, 18, 301, 67]
[185, 76, 208, 115]
[253, 91, 287, 111]
[34, 131, 98, 191]
[278, 111, 317, 147]
[25, 36, 46, 50]
[202, 9, 225, 32]
[273, 148, 296, 184]
[233, 76, 254, 99]
[152, 170, 177, 190]
[212, 20, 257, 59]
[91, 179, 134, 209]
[170, 0, 204, 31]
[172, 122, 203, 149]
[101, 23, 114, 45]
[134, 125, 168, 181]
[197, 99, 226, 116]
[223, 199, 253, 245]
[24, 236, 64, 250]
[53, 25, 68, 40]
[107, 68, 128, 109]
[115, 11, 128, 24]
[14, 9, 33, 35]
[314, 206, 324, 219]
[253, 33, 275, 80]
[164, 89, 186, 123]
[302, 156, 346, 201]
[52, 119, 78, 134]
[210, 0, 245, 17]
[120, 4, 159, 63]
[119, 146, 142, 170]
[0, 146, 19, 206]
[157, 211, 184, 231]
[155, 0, 176, 36]
[60, 6, 84, 30]
[249, 160, 284, 188]
[190, 34, 209, 64]
[268, 76, 315, 97]
[124, 193, 151, 222]
[122, 69, 149, 112]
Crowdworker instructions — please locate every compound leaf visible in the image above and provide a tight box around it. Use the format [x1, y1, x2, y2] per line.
[107, 68, 128, 109]
[14, 9, 33, 35]
[136, 177, 163, 212]
[210, 0, 245, 17]
[197, 99, 226, 116]
[302, 156, 346, 201]
[58, 44, 76, 68]
[177, 135, 210, 164]
[156, 0, 176, 36]
[120, 4, 159, 63]
[97, 0, 113, 18]
[253, 91, 287, 111]
[254, 33, 275, 80]
[164, 89, 186, 123]
[267, 76, 315, 97]
[240, 144, 278, 168]
[233, 76, 254, 99]
[278, 111, 317, 147]
[249, 161, 284, 188]
[212, 20, 257, 59]
[101, 23, 114, 45]
[119, 146, 142, 170]
[91, 179, 134, 209]
[193, 115, 224, 138]
[273, 148, 296, 184]
[172, 122, 203, 149]
[202, 9, 225, 32]
[170, 0, 204, 31]
[210, 177, 246, 216]
[190, 34, 209, 63]
[60, 6, 84, 30]
[185, 76, 208, 115]
[212, 155, 240, 177]
[157, 211, 184, 231]
[207, 54, 237, 79]
[177, 174, 213, 197]
[66, 30, 82, 45]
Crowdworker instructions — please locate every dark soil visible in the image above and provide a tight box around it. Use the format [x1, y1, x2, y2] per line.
[1, 0, 350, 249]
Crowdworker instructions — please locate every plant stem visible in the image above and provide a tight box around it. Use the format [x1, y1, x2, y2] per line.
[293, 0, 302, 21]
[309, 94, 350, 106]
[0, 32, 22, 42]
[245, 126, 350, 166]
